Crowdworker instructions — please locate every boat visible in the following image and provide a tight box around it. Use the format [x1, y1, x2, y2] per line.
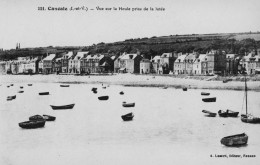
[18, 91, 24, 93]
[202, 97, 216, 102]
[20, 86, 23, 89]
[29, 115, 44, 121]
[60, 84, 70, 87]
[39, 92, 49, 95]
[220, 133, 248, 146]
[93, 90, 97, 94]
[7, 95, 16, 99]
[50, 104, 75, 110]
[102, 86, 106, 89]
[7, 98, 12, 101]
[122, 102, 135, 107]
[121, 113, 134, 121]
[91, 87, 97, 91]
[162, 87, 168, 89]
[119, 91, 124, 95]
[226, 109, 239, 117]
[202, 110, 216, 117]
[218, 110, 228, 117]
[241, 74, 260, 123]
[182, 87, 187, 91]
[7, 86, 10, 88]
[98, 96, 109, 100]
[19, 120, 46, 129]
[28, 84, 33, 86]
[43, 115, 56, 121]
[201, 92, 210, 96]
[10, 84, 14, 86]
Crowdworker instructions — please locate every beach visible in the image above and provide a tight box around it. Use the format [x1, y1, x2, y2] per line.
[1, 74, 260, 91]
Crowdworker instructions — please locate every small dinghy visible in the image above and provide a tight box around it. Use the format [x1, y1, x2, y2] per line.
[220, 133, 248, 146]
[202, 110, 216, 117]
[91, 87, 97, 91]
[29, 115, 44, 121]
[50, 104, 75, 110]
[7, 86, 10, 88]
[7, 98, 12, 101]
[201, 92, 210, 96]
[202, 97, 216, 102]
[121, 112, 134, 121]
[98, 96, 109, 100]
[60, 84, 70, 87]
[93, 90, 97, 94]
[102, 86, 106, 89]
[18, 91, 24, 93]
[226, 109, 239, 117]
[19, 120, 46, 129]
[20, 86, 23, 89]
[218, 110, 228, 117]
[10, 84, 14, 86]
[43, 115, 56, 121]
[119, 91, 124, 95]
[122, 102, 135, 107]
[182, 87, 187, 91]
[39, 92, 49, 95]
[7, 95, 16, 100]
[28, 84, 33, 86]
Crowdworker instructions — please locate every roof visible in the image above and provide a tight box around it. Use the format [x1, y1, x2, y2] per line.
[43, 54, 56, 61]
[83, 54, 104, 60]
[175, 54, 187, 63]
[62, 51, 73, 59]
[152, 55, 161, 61]
[55, 57, 62, 62]
[74, 51, 88, 60]
[161, 53, 172, 58]
[121, 54, 138, 60]
[184, 53, 196, 62]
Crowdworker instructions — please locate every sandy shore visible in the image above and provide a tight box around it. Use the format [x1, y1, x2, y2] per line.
[0, 74, 260, 91]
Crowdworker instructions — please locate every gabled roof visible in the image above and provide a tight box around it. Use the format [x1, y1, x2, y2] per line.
[194, 54, 207, 62]
[43, 54, 56, 61]
[175, 54, 187, 63]
[121, 54, 138, 60]
[74, 51, 88, 60]
[62, 51, 73, 59]
[184, 53, 196, 62]
[161, 53, 172, 58]
[152, 55, 161, 62]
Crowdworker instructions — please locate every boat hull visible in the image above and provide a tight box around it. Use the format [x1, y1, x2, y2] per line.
[201, 92, 210, 96]
[50, 104, 75, 110]
[43, 115, 56, 121]
[202, 110, 216, 117]
[60, 85, 70, 87]
[121, 113, 134, 121]
[241, 114, 260, 123]
[221, 133, 248, 146]
[19, 120, 46, 129]
[98, 96, 109, 100]
[29, 115, 44, 121]
[39, 92, 49, 95]
[122, 103, 135, 107]
[218, 110, 228, 117]
[202, 97, 216, 102]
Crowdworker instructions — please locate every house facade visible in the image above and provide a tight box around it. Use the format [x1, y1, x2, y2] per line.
[184, 53, 197, 75]
[151, 55, 161, 74]
[193, 54, 207, 75]
[69, 51, 88, 74]
[160, 53, 176, 74]
[61, 51, 73, 73]
[140, 59, 151, 74]
[117, 53, 143, 73]
[43, 54, 56, 74]
[174, 54, 187, 74]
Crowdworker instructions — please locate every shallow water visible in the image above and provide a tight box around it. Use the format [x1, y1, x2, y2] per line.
[0, 82, 260, 165]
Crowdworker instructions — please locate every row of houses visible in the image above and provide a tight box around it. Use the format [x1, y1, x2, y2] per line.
[1, 49, 260, 75]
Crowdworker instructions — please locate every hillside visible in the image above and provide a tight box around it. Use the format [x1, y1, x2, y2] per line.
[1, 32, 260, 60]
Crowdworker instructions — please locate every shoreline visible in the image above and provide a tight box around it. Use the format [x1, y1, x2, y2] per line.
[1, 74, 260, 91]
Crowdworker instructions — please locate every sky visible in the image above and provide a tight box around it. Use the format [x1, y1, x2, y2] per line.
[0, 0, 259, 49]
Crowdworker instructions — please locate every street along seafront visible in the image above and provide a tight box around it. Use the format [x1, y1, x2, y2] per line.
[0, 74, 260, 165]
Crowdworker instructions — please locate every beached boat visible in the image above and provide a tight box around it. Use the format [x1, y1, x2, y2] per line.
[28, 84, 33, 86]
[98, 96, 109, 100]
[43, 115, 56, 121]
[20, 86, 23, 89]
[60, 84, 70, 87]
[220, 133, 248, 146]
[18, 91, 24, 93]
[202, 110, 216, 117]
[121, 113, 134, 121]
[102, 86, 106, 89]
[7, 86, 10, 88]
[50, 104, 75, 110]
[10, 84, 14, 86]
[93, 90, 97, 94]
[218, 110, 228, 117]
[122, 102, 135, 107]
[202, 97, 216, 102]
[91, 87, 97, 91]
[226, 109, 239, 117]
[7, 95, 16, 99]
[19, 120, 46, 129]
[182, 87, 187, 91]
[7, 98, 12, 101]
[119, 91, 124, 95]
[29, 115, 44, 121]
[241, 74, 260, 123]
[201, 92, 210, 96]
[39, 92, 50, 95]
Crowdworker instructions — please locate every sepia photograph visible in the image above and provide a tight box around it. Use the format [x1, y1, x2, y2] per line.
[0, 0, 260, 164]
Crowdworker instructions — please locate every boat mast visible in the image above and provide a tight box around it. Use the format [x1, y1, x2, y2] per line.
[245, 74, 247, 115]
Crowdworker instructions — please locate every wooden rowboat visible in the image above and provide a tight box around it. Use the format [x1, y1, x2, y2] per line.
[201, 92, 210, 96]
[43, 115, 56, 121]
[98, 96, 109, 100]
[218, 110, 228, 117]
[18, 91, 24, 93]
[19, 120, 46, 129]
[226, 109, 239, 117]
[202, 110, 216, 117]
[183, 87, 187, 91]
[122, 102, 135, 107]
[29, 115, 44, 121]
[220, 133, 248, 146]
[121, 113, 134, 121]
[202, 97, 216, 102]
[60, 85, 70, 87]
[50, 104, 75, 110]
[20, 86, 23, 89]
[7, 95, 16, 99]
[39, 92, 49, 95]
[28, 84, 33, 86]
[119, 91, 124, 95]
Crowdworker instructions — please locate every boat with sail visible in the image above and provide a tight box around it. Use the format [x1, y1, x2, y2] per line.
[241, 75, 260, 123]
